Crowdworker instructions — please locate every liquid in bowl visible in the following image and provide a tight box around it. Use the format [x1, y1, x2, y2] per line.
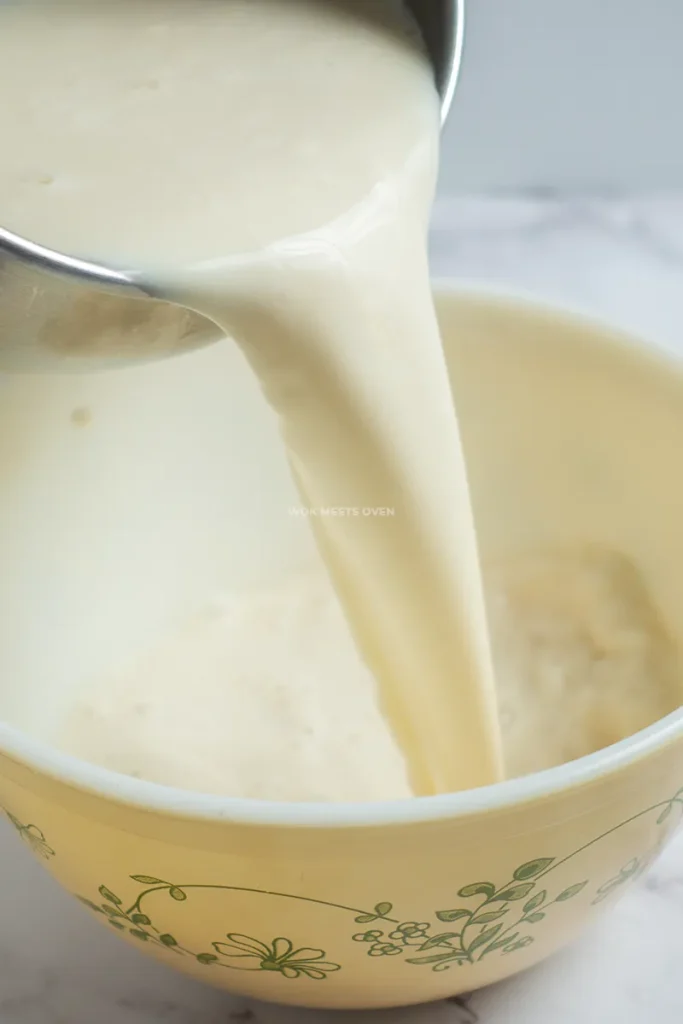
[0, 289, 682, 1008]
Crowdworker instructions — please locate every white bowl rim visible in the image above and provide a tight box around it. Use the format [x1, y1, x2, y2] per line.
[2, 280, 683, 830]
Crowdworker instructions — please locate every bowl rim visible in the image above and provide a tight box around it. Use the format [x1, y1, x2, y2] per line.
[2, 280, 683, 829]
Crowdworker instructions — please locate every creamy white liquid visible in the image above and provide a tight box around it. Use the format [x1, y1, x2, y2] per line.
[0, 0, 503, 793]
[56, 544, 680, 798]
[488, 545, 680, 777]
[60, 569, 415, 802]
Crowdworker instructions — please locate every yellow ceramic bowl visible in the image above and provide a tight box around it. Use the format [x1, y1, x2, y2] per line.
[1, 286, 683, 1010]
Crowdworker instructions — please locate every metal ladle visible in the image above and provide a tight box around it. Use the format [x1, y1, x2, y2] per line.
[0, 0, 464, 373]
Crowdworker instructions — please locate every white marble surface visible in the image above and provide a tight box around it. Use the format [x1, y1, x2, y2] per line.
[4, 193, 683, 1023]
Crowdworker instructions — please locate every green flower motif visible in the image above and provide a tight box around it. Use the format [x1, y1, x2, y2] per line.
[213, 934, 340, 980]
[352, 929, 383, 943]
[4, 813, 55, 860]
[389, 921, 430, 940]
[368, 942, 403, 957]
[11, 785, 683, 982]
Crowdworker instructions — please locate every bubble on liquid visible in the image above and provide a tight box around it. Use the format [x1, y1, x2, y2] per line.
[70, 406, 92, 428]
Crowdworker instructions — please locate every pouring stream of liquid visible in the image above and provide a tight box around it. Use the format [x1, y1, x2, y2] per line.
[0, 0, 504, 793]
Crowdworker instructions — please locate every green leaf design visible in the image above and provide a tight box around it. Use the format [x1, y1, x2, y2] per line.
[436, 908, 472, 923]
[556, 881, 588, 901]
[593, 858, 645, 904]
[130, 875, 164, 884]
[160, 933, 178, 947]
[485, 932, 519, 953]
[490, 882, 535, 903]
[524, 912, 545, 924]
[196, 952, 218, 965]
[2, 814, 55, 859]
[107, 919, 126, 931]
[457, 882, 496, 899]
[352, 905, 395, 929]
[77, 897, 104, 915]
[98, 885, 122, 906]
[131, 914, 151, 926]
[468, 923, 502, 955]
[505, 935, 534, 952]
[405, 951, 463, 967]
[101, 905, 127, 918]
[129, 929, 149, 941]
[418, 932, 460, 951]
[513, 858, 554, 880]
[470, 908, 507, 925]
[657, 804, 672, 825]
[523, 891, 547, 913]
[169, 887, 187, 902]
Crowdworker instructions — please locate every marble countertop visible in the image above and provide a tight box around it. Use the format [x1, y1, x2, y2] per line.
[3, 193, 683, 1024]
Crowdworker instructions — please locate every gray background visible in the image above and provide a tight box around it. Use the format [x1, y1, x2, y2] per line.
[439, 0, 682, 194]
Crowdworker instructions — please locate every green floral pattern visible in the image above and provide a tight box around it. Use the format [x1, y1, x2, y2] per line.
[212, 935, 340, 979]
[3, 786, 683, 981]
[349, 864, 590, 970]
[4, 812, 55, 860]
